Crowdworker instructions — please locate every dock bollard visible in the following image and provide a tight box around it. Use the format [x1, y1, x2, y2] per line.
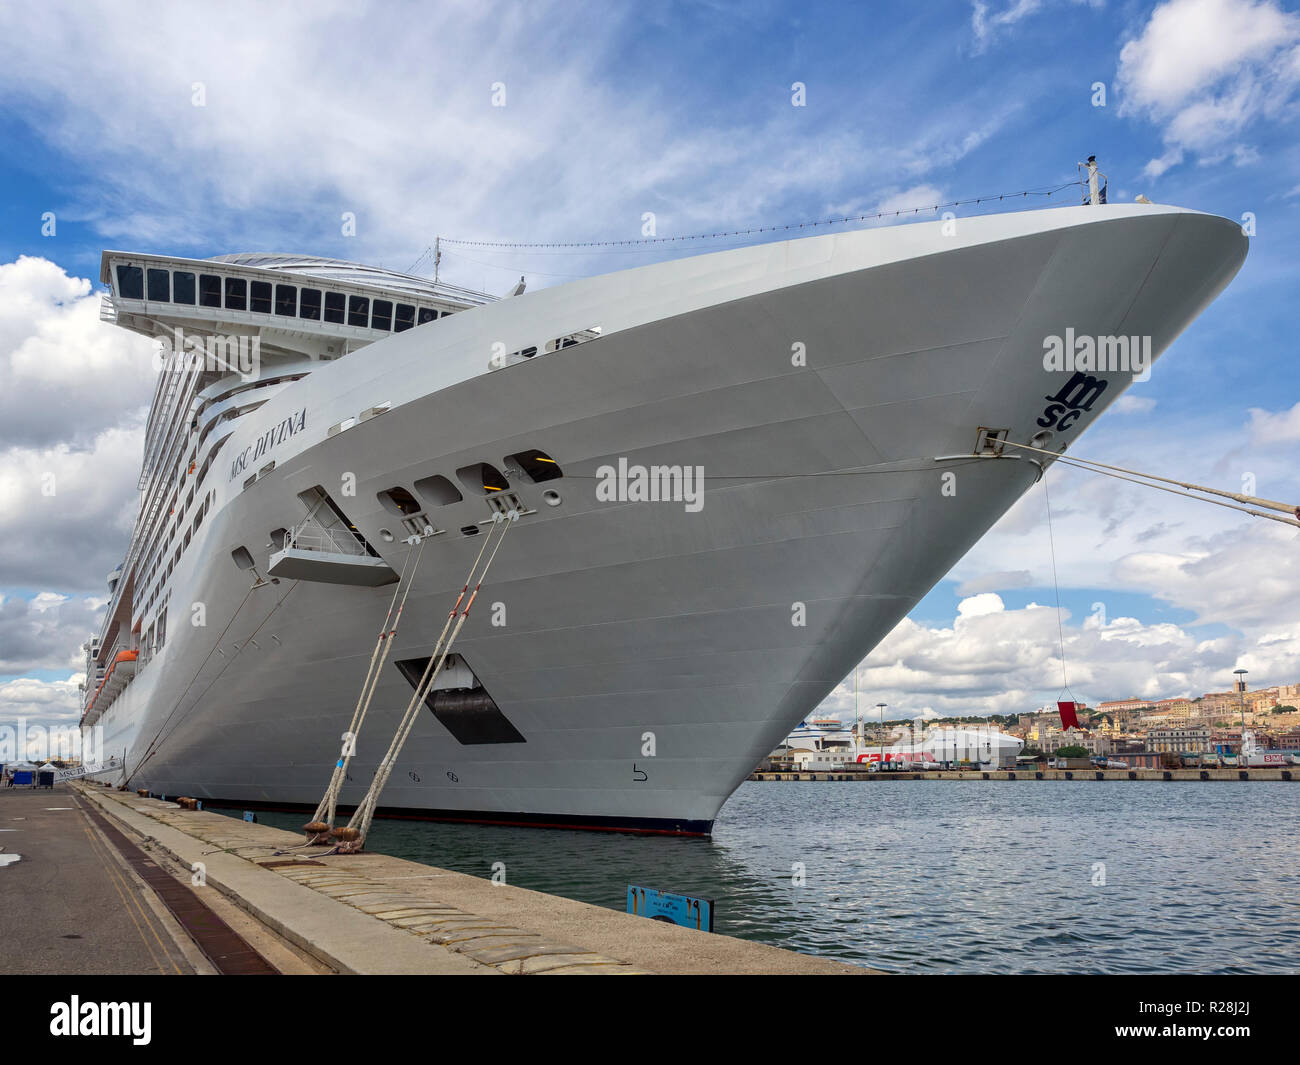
[303, 820, 331, 843]
[331, 826, 363, 852]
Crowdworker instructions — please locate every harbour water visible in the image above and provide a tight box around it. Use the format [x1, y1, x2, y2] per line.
[223, 781, 1300, 974]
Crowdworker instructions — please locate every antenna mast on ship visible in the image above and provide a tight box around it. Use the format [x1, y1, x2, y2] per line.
[1079, 154, 1107, 206]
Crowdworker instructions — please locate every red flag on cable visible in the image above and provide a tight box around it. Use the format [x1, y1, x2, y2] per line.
[1058, 701, 1079, 731]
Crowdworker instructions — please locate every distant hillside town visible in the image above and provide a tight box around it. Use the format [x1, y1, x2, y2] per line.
[776, 679, 1300, 772]
[942, 679, 1300, 768]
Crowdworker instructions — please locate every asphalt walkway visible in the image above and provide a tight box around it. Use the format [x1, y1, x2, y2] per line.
[0, 786, 193, 974]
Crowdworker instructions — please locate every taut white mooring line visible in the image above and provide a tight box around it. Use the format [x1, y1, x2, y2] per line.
[997, 438, 1300, 528]
[302, 538, 427, 843]
[332, 511, 517, 852]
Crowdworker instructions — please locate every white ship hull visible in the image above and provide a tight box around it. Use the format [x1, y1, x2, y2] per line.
[86, 204, 1246, 832]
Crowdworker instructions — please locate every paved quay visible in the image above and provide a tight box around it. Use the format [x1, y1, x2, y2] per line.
[0, 787, 194, 974]
[69, 782, 868, 975]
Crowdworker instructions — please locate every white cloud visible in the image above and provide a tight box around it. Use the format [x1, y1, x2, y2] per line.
[814, 591, 1297, 723]
[0, 256, 155, 450]
[0, 676, 84, 755]
[0, 4, 1016, 292]
[1248, 400, 1300, 444]
[1117, 0, 1300, 178]
[1114, 522, 1300, 630]
[1113, 394, 1157, 414]
[0, 593, 104, 674]
[0, 424, 146, 592]
[970, 0, 1103, 53]
[971, 0, 1047, 52]
[810, 403, 1300, 722]
[0, 257, 153, 592]
[955, 570, 1034, 595]
[952, 403, 1300, 601]
[873, 184, 947, 218]
[957, 592, 1007, 617]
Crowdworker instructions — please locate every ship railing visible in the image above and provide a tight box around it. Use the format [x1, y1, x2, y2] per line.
[285, 516, 369, 557]
[99, 294, 118, 324]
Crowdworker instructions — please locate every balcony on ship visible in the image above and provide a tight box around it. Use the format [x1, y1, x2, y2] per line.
[266, 512, 398, 587]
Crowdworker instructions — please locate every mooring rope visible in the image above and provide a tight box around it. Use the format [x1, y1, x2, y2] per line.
[301, 538, 427, 843]
[127, 580, 300, 786]
[998, 439, 1300, 528]
[1041, 475, 1075, 708]
[331, 512, 517, 851]
[124, 577, 268, 787]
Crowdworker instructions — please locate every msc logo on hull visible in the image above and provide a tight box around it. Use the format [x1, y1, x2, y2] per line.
[1036, 371, 1108, 433]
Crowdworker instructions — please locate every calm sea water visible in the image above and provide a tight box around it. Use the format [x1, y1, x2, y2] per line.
[225, 781, 1300, 974]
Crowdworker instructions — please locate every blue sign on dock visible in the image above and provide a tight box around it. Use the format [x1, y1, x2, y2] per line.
[627, 884, 713, 932]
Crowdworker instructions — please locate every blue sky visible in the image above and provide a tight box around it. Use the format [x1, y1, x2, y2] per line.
[1, 0, 1298, 731]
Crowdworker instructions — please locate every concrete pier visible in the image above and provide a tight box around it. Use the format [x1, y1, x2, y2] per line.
[750, 767, 1295, 782]
[44, 782, 866, 975]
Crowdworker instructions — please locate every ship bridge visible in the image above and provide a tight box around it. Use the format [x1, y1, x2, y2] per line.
[84, 250, 496, 726]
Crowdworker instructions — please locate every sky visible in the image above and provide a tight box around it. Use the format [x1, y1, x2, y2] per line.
[0, 0, 1298, 741]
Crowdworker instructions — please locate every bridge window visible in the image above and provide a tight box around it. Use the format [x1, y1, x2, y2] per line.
[299, 288, 321, 321]
[116, 265, 144, 299]
[417, 307, 438, 325]
[147, 268, 170, 301]
[414, 474, 462, 506]
[224, 277, 246, 310]
[173, 271, 196, 305]
[275, 285, 297, 316]
[324, 292, 345, 324]
[348, 295, 370, 327]
[371, 299, 392, 331]
[200, 274, 223, 308]
[394, 303, 415, 332]
[250, 281, 272, 314]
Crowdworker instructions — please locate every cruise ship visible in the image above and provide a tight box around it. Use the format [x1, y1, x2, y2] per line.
[80, 196, 1247, 834]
